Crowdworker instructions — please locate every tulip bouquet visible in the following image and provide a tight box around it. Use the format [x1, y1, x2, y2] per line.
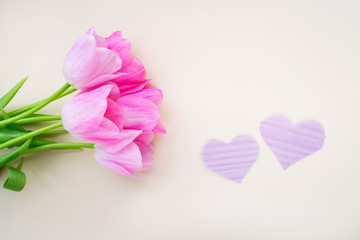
[0, 28, 165, 192]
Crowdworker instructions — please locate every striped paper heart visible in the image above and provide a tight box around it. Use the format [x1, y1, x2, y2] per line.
[260, 115, 325, 169]
[201, 135, 259, 183]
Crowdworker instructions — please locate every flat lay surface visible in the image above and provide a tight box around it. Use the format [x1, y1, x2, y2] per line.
[1, 0, 360, 239]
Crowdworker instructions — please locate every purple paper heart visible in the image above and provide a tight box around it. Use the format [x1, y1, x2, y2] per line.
[260, 114, 325, 169]
[201, 135, 259, 183]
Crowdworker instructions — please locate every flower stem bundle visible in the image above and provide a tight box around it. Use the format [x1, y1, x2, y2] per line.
[0, 28, 165, 192]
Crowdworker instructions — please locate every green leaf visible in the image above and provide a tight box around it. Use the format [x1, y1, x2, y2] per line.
[1, 110, 9, 119]
[3, 159, 26, 192]
[4, 123, 30, 133]
[0, 138, 31, 167]
[0, 76, 28, 111]
[0, 84, 69, 127]
[17, 157, 24, 170]
[1, 110, 29, 132]
[0, 126, 53, 147]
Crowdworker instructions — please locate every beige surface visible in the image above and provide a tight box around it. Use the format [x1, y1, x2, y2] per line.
[1, 0, 360, 239]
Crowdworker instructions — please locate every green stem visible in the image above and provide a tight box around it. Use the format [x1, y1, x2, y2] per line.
[58, 87, 77, 98]
[39, 129, 68, 136]
[0, 83, 70, 127]
[24, 142, 94, 154]
[29, 114, 58, 117]
[5, 87, 76, 118]
[15, 115, 61, 125]
[0, 122, 63, 150]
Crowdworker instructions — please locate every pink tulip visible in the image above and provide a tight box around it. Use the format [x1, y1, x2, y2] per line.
[63, 28, 145, 90]
[61, 82, 165, 177]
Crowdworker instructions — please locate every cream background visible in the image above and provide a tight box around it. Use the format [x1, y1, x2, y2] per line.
[1, 0, 360, 239]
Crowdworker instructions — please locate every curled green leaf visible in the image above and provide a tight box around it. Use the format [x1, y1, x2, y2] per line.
[3, 159, 26, 192]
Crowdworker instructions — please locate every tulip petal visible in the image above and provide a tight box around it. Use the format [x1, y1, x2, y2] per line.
[113, 57, 146, 85]
[106, 31, 146, 82]
[106, 81, 121, 100]
[117, 96, 161, 131]
[95, 142, 142, 178]
[87, 47, 122, 86]
[136, 131, 154, 145]
[88, 72, 127, 89]
[96, 160, 139, 179]
[129, 87, 163, 106]
[152, 122, 167, 134]
[63, 34, 122, 89]
[61, 85, 128, 142]
[81, 117, 120, 142]
[106, 33, 132, 67]
[63, 35, 96, 85]
[135, 141, 154, 170]
[93, 83, 114, 97]
[95, 129, 142, 153]
[86, 27, 107, 47]
[104, 98, 124, 129]
[108, 31, 122, 38]
[119, 79, 151, 96]
[61, 85, 111, 134]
